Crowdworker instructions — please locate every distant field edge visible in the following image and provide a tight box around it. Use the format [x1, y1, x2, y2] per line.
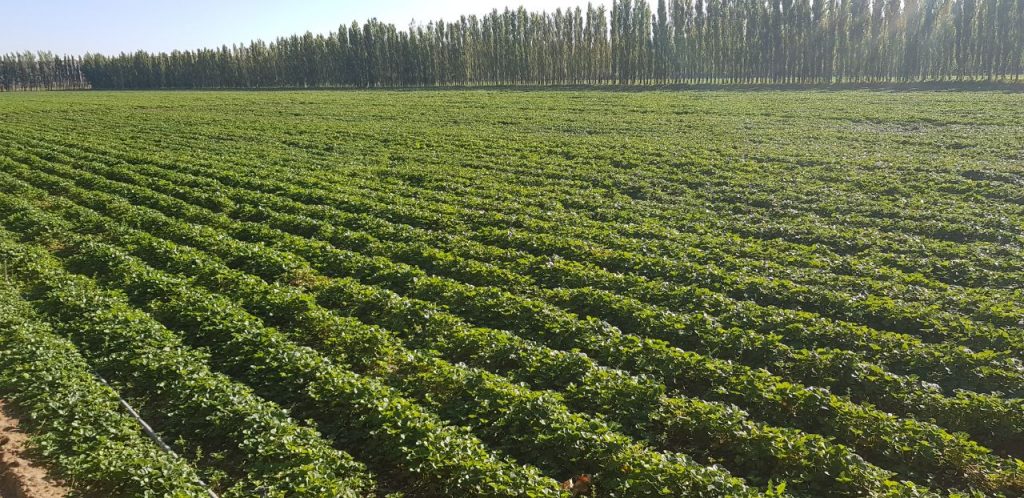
[3, 80, 1024, 94]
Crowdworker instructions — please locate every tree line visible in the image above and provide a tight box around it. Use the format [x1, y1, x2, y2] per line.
[2, 0, 1022, 91]
[0, 52, 88, 90]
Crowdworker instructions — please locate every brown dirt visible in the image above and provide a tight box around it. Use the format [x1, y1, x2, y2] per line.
[0, 400, 69, 498]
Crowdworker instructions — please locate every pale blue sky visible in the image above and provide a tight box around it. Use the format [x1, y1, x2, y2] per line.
[3, 1, 599, 56]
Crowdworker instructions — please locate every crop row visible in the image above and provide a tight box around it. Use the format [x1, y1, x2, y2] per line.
[17, 128, 1023, 341]
[0, 218, 580, 497]
[8, 133, 1021, 372]
[242, 163, 1024, 350]
[3, 88, 1023, 497]
[0, 174, 930, 496]
[226, 137, 1023, 326]
[0, 283, 211, 497]
[14, 113, 1024, 293]
[5, 140, 1022, 402]
[0, 148, 1019, 493]
[1, 137, 1019, 400]
[0, 230, 380, 497]
[22, 121, 1024, 297]
[36, 146, 1024, 455]
[220, 177, 1024, 394]
[0, 189, 776, 497]
[2, 125, 1015, 354]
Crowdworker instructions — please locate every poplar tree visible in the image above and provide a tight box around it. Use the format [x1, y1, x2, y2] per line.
[4, 0, 1021, 91]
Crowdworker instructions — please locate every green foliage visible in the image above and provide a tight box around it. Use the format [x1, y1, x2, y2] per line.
[4, 0, 1024, 90]
[0, 90, 1022, 496]
[0, 285, 209, 497]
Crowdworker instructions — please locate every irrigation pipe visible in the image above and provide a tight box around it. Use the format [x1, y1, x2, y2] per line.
[93, 373, 220, 498]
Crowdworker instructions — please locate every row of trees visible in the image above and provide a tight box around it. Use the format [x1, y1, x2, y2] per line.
[3, 0, 1023, 90]
[0, 52, 89, 90]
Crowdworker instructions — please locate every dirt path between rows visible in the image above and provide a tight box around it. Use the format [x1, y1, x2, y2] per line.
[0, 400, 68, 498]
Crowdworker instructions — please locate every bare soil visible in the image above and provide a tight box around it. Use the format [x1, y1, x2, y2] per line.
[0, 400, 68, 498]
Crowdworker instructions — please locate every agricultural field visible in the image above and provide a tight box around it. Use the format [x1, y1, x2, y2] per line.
[0, 89, 1022, 497]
